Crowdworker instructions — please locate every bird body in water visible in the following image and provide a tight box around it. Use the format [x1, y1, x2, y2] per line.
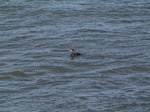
[69, 49, 81, 57]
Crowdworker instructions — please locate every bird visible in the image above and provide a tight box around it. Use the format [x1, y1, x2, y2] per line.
[69, 49, 81, 57]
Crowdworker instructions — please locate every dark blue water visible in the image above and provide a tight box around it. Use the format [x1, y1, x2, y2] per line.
[0, 0, 150, 112]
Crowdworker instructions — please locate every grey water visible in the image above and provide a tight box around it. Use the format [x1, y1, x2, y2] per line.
[0, 0, 150, 112]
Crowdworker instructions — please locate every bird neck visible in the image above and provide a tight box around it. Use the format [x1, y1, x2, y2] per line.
[70, 50, 74, 53]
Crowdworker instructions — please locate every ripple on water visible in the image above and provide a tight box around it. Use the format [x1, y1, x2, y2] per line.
[101, 64, 150, 74]
[1, 71, 28, 78]
[0, 0, 150, 112]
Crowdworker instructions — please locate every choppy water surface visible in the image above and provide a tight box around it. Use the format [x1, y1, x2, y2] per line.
[0, 0, 150, 111]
